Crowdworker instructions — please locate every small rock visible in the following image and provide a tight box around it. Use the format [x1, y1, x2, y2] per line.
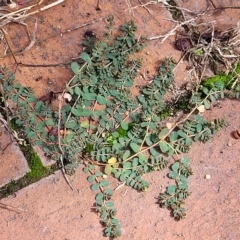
[205, 174, 211, 179]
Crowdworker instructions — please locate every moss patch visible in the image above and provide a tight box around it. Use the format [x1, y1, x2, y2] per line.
[21, 145, 52, 182]
[0, 144, 58, 199]
[203, 62, 240, 89]
[166, 0, 185, 22]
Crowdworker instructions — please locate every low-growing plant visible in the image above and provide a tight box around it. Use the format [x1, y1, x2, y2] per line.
[0, 17, 237, 238]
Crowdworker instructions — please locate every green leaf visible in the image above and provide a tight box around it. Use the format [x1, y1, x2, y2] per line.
[82, 93, 96, 101]
[71, 108, 92, 117]
[27, 131, 36, 139]
[105, 201, 114, 207]
[177, 130, 187, 138]
[90, 75, 98, 85]
[140, 122, 149, 128]
[180, 175, 188, 184]
[89, 164, 95, 170]
[111, 218, 119, 224]
[159, 128, 169, 139]
[170, 132, 178, 142]
[95, 171, 103, 177]
[83, 167, 89, 174]
[138, 95, 145, 103]
[145, 135, 153, 146]
[181, 157, 190, 165]
[209, 94, 216, 102]
[120, 121, 128, 130]
[132, 158, 139, 167]
[45, 118, 55, 126]
[71, 62, 80, 74]
[80, 52, 92, 64]
[130, 142, 140, 153]
[167, 185, 177, 195]
[185, 137, 192, 146]
[80, 121, 89, 128]
[139, 153, 148, 162]
[202, 87, 209, 95]
[74, 86, 81, 95]
[66, 120, 77, 129]
[119, 174, 126, 181]
[91, 183, 100, 191]
[172, 162, 179, 172]
[149, 147, 159, 157]
[123, 162, 131, 168]
[126, 37, 132, 47]
[35, 101, 44, 111]
[97, 95, 107, 105]
[96, 193, 104, 205]
[100, 180, 109, 187]
[169, 171, 178, 179]
[159, 141, 169, 153]
[196, 123, 202, 133]
[123, 150, 131, 160]
[104, 188, 113, 196]
[104, 164, 112, 175]
[88, 175, 95, 183]
[203, 99, 211, 109]
[71, 108, 82, 117]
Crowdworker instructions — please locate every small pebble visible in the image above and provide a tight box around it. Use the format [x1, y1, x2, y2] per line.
[205, 174, 211, 179]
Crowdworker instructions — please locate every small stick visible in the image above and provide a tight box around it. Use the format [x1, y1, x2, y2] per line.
[149, 17, 198, 43]
[0, 202, 27, 212]
[125, 0, 134, 16]
[0, 17, 105, 58]
[57, 93, 74, 191]
[122, 189, 128, 196]
[114, 182, 126, 191]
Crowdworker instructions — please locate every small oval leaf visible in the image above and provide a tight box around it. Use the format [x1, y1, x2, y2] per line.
[123, 150, 131, 160]
[120, 121, 129, 130]
[108, 157, 117, 164]
[97, 95, 107, 105]
[104, 164, 112, 175]
[80, 52, 92, 64]
[71, 62, 80, 74]
[91, 183, 100, 191]
[159, 141, 169, 153]
[159, 128, 169, 140]
[130, 142, 140, 153]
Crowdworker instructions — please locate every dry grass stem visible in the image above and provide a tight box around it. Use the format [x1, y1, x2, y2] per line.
[0, 202, 27, 212]
[57, 94, 74, 191]
[125, 0, 135, 16]
[0, 0, 64, 55]
[125, 0, 158, 12]
[149, 17, 199, 43]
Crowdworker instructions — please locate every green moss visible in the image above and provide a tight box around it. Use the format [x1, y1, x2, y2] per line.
[203, 62, 240, 89]
[10, 118, 21, 131]
[0, 144, 57, 199]
[21, 145, 51, 182]
[166, 0, 184, 22]
[203, 74, 231, 88]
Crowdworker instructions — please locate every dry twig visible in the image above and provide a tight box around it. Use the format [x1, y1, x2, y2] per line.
[0, 0, 65, 54]
[57, 93, 74, 191]
[0, 202, 27, 212]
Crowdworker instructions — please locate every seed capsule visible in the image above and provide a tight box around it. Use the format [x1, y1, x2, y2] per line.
[232, 130, 240, 139]
[175, 38, 191, 51]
